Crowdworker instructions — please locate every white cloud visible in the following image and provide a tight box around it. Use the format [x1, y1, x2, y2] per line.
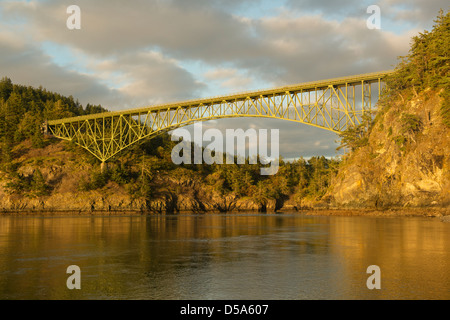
[204, 68, 239, 80]
[204, 68, 253, 90]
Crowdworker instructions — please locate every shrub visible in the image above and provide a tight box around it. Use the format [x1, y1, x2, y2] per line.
[400, 113, 422, 135]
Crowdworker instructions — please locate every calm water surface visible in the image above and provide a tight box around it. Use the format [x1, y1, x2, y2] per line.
[0, 213, 449, 300]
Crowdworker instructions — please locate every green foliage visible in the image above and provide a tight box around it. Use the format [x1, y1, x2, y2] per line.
[387, 10, 449, 91]
[0, 77, 13, 101]
[394, 135, 407, 147]
[132, 173, 153, 200]
[400, 113, 422, 135]
[4, 169, 50, 197]
[384, 9, 450, 127]
[79, 170, 110, 191]
[388, 113, 423, 151]
[110, 165, 133, 185]
[440, 87, 450, 127]
[31, 125, 46, 148]
[31, 169, 49, 197]
[0, 77, 109, 162]
[337, 114, 373, 152]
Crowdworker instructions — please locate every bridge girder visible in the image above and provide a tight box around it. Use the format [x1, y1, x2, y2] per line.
[47, 70, 393, 162]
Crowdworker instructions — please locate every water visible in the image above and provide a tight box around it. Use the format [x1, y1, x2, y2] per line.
[0, 213, 449, 300]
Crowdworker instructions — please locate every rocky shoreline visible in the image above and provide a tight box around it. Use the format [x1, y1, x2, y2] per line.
[1, 206, 449, 220]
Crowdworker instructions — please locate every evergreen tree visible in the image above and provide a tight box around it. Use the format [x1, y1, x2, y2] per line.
[31, 124, 45, 148]
[0, 77, 13, 101]
[384, 9, 449, 126]
[31, 169, 49, 197]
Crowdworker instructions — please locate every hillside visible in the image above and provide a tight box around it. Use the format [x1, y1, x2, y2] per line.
[329, 10, 450, 210]
[0, 133, 339, 213]
[330, 88, 450, 208]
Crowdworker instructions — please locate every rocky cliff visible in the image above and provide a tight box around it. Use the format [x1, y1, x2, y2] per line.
[330, 88, 450, 209]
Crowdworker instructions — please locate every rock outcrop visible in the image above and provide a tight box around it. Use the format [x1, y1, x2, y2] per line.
[330, 89, 450, 209]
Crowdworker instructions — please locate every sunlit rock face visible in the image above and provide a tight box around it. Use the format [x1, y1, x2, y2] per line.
[330, 90, 450, 209]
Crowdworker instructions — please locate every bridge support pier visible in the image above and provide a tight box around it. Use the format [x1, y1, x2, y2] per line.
[101, 161, 107, 174]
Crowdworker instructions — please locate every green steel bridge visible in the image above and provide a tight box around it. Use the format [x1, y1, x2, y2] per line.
[46, 70, 394, 164]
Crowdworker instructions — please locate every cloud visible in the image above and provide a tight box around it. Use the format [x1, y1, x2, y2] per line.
[2, 0, 419, 86]
[378, 0, 449, 26]
[0, 1, 208, 109]
[285, 0, 369, 17]
[284, 0, 449, 27]
[0, 29, 202, 110]
[204, 68, 253, 90]
[245, 11, 414, 86]
[111, 50, 205, 107]
[2, 0, 262, 60]
[0, 22, 123, 108]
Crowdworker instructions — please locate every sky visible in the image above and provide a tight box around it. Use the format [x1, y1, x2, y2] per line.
[0, 0, 448, 160]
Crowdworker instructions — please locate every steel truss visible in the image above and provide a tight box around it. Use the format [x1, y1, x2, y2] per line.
[47, 70, 393, 162]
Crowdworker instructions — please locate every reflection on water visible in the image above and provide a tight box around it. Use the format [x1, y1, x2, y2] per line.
[0, 213, 449, 300]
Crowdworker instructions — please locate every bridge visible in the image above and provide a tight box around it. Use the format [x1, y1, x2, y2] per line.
[46, 70, 394, 164]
